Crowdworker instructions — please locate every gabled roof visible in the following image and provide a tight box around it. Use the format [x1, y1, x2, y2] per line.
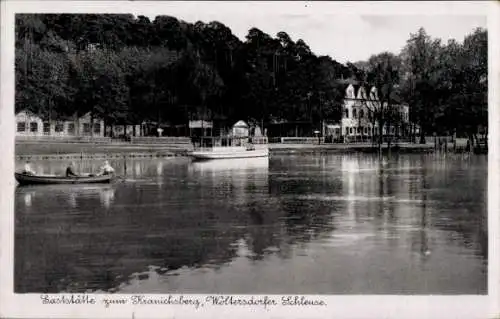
[343, 82, 373, 100]
[15, 109, 40, 117]
[233, 120, 249, 128]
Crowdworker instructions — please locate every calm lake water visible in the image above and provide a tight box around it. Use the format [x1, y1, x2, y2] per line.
[14, 153, 487, 294]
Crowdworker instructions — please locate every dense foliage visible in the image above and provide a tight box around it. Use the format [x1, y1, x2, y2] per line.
[15, 14, 487, 139]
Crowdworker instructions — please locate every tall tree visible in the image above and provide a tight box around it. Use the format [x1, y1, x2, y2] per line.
[400, 27, 442, 142]
[365, 52, 402, 150]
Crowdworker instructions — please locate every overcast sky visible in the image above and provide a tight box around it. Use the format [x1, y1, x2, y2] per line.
[11, 1, 489, 63]
[130, 2, 488, 64]
[143, 13, 486, 64]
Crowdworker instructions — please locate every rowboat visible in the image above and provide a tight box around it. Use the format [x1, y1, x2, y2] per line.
[15, 172, 113, 186]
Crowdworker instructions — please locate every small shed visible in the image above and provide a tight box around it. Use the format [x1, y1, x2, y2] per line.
[231, 120, 249, 137]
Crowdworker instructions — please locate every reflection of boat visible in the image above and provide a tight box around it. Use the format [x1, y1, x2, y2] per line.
[190, 157, 269, 172]
[16, 184, 116, 209]
[15, 173, 113, 186]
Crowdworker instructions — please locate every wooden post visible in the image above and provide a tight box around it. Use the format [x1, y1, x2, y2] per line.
[123, 155, 127, 176]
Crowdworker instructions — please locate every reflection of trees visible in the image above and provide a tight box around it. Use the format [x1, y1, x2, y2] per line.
[16, 158, 280, 293]
[409, 156, 487, 262]
[281, 201, 336, 244]
[267, 159, 342, 249]
[243, 201, 282, 260]
[15, 155, 487, 293]
[15, 198, 250, 293]
[437, 156, 486, 261]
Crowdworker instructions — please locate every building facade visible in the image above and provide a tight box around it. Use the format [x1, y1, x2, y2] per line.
[15, 111, 105, 138]
[327, 83, 410, 142]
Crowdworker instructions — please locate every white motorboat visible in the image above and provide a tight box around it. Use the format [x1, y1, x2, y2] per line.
[190, 135, 269, 160]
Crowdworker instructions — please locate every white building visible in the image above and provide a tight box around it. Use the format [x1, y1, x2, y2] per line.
[15, 110, 44, 136]
[328, 83, 410, 142]
[15, 110, 105, 138]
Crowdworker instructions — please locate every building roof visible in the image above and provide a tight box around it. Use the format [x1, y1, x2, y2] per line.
[15, 109, 41, 118]
[233, 120, 249, 128]
[342, 82, 373, 100]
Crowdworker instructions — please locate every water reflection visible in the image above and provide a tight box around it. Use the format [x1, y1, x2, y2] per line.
[16, 184, 116, 210]
[15, 155, 487, 294]
[190, 157, 269, 173]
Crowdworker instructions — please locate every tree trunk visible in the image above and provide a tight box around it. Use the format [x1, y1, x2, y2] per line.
[378, 121, 383, 154]
[386, 121, 392, 150]
[474, 133, 481, 153]
[467, 132, 474, 154]
[90, 112, 94, 138]
[453, 130, 457, 152]
[419, 128, 426, 144]
[76, 116, 80, 136]
[387, 130, 391, 150]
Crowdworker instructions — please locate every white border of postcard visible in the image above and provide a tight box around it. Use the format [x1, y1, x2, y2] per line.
[1, 1, 499, 318]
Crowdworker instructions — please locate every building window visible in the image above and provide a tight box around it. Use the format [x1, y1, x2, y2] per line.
[94, 123, 101, 134]
[83, 123, 91, 134]
[55, 122, 64, 132]
[17, 122, 26, 132]
[43, 122, 50, 134]
[357, 127, 361, 134]
[364, 127, 368, 134]
[30, 122, 38, 132]
[344, 108, 349, 118]
[349, 127, 353, 134]
[68, 123, 75, 134]
[353, 109, 357, 119]
[359, 110, 364, 118]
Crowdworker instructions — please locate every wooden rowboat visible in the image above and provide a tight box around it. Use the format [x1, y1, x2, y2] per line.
[15, 172, 113, 186]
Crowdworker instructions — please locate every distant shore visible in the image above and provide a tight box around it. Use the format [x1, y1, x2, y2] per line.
[15, 141, 442, 161]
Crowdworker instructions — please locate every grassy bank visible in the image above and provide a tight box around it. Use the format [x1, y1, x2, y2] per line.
[16, 141, 190, 156]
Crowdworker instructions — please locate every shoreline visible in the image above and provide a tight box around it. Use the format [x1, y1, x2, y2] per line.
[14, 141, 446, 161]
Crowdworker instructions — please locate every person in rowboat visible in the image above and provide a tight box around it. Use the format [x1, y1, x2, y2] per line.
[22, 161, 36, 175]
[66, 162, 78, 177]
[97, 160, 115, 176]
